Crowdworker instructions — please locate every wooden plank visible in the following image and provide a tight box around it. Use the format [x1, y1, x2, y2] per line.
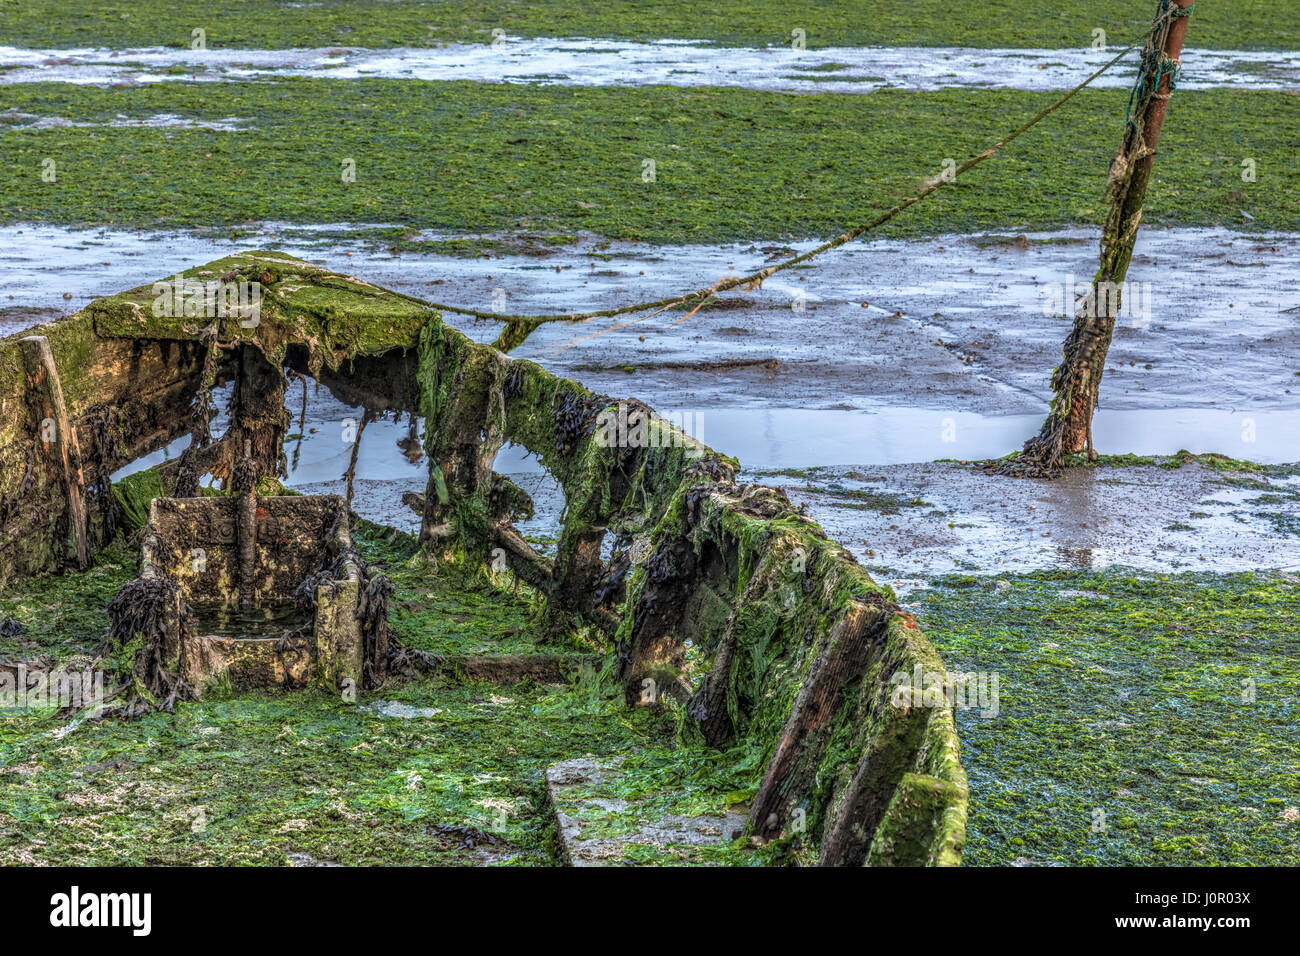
[19, 336, 88, 569]
[748, 601, 881, 839]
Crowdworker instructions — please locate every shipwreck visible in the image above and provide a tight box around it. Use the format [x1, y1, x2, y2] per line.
[0, 251, 967, 866]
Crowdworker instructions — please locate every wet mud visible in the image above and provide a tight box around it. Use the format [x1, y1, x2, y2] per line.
[7, 224, 1297, 576]
[755, 461, 1300, 584]
[2, 41, 1296, 92]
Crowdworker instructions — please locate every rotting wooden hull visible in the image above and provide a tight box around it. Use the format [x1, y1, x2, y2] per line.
[0, 251, 967, 866]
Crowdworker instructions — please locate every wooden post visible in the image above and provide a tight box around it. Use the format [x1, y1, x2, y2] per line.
[1018, 0, 1194, 470]
[748, 602, 880, 840]
[20, 335, 89, 568]
[225, 344, 288, 486]
[1142, 1, 1194, 135]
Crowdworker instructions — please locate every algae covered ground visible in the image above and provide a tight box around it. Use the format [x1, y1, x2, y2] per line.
[915, 569, 1300, 866]
[4, 510, 1296, 865]
[3, 81, 1296, 243]
[1, 0, 1296, 872]
[0, 522, 777, 866]
[2, 0, 1293, 50]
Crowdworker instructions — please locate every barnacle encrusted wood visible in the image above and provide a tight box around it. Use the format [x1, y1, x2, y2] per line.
[0, 252, 967, 865]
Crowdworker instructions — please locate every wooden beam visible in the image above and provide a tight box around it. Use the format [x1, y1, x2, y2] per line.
[19, 336, 89, 569]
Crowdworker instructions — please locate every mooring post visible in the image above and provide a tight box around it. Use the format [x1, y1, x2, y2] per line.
[1120, 0, 1195, 214]
[1018, 0, 1195, 469]
[19, 335, 89, 569]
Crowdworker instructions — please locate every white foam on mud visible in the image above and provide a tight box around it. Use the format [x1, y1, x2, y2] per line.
[365, 701, 442, 719]
[1, 40, 1296, 91]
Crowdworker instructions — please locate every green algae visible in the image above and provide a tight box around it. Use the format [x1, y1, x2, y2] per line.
[1208, 470, 1300, 537]
[111, 465, 232, 532]
[87, 249, 433, 371]
[914, 569, 1300, 866]
[754, 468, 934, 513]
[0, 678, 674, 865]
[604, 476, 966, 864]
[3, 82, 1297, 243]
[1164, 451, 1294, 475]
[0, 523, 680, 865]
[0, 513, 799, 866]
[349, 520, 596, 658]
[1, 1, 1291, 51]
[987, 451, 1300, 476]
[803, 484, 932, 514]
[552, 742, 788, 866]
[0, 543, 133, 660]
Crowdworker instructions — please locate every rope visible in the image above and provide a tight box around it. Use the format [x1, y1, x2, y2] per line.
[1125, 1, 1195, 128]
[361, 35, 1157, 344]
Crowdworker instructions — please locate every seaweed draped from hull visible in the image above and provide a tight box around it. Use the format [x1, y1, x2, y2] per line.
[0, 251, 967, 866]
[104, 576, 197, 718]
[292, 533, 413, 688]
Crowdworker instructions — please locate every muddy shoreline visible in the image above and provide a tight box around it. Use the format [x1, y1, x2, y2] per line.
[9, 224, 1299, 578]
[4, 41, 1297, 92]
[7, 225, 1298, 420]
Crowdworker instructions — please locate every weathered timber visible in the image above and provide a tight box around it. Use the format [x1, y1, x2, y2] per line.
[225, 345, 290, 486]
[19, 335, 89, 569]
[0, 316, 213, 581]
[1017, 0, 1195, 471]
[749, 601, 886, 841]
[0, 251, 967, 865]
[129, 494, 365, 695]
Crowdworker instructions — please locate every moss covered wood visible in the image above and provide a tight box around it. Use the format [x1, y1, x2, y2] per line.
[0, 253, 967, 865]
[1016, 0, 1195, 473]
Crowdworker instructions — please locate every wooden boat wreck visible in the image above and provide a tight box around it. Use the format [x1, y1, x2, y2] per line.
[0, 251, 967, 865]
